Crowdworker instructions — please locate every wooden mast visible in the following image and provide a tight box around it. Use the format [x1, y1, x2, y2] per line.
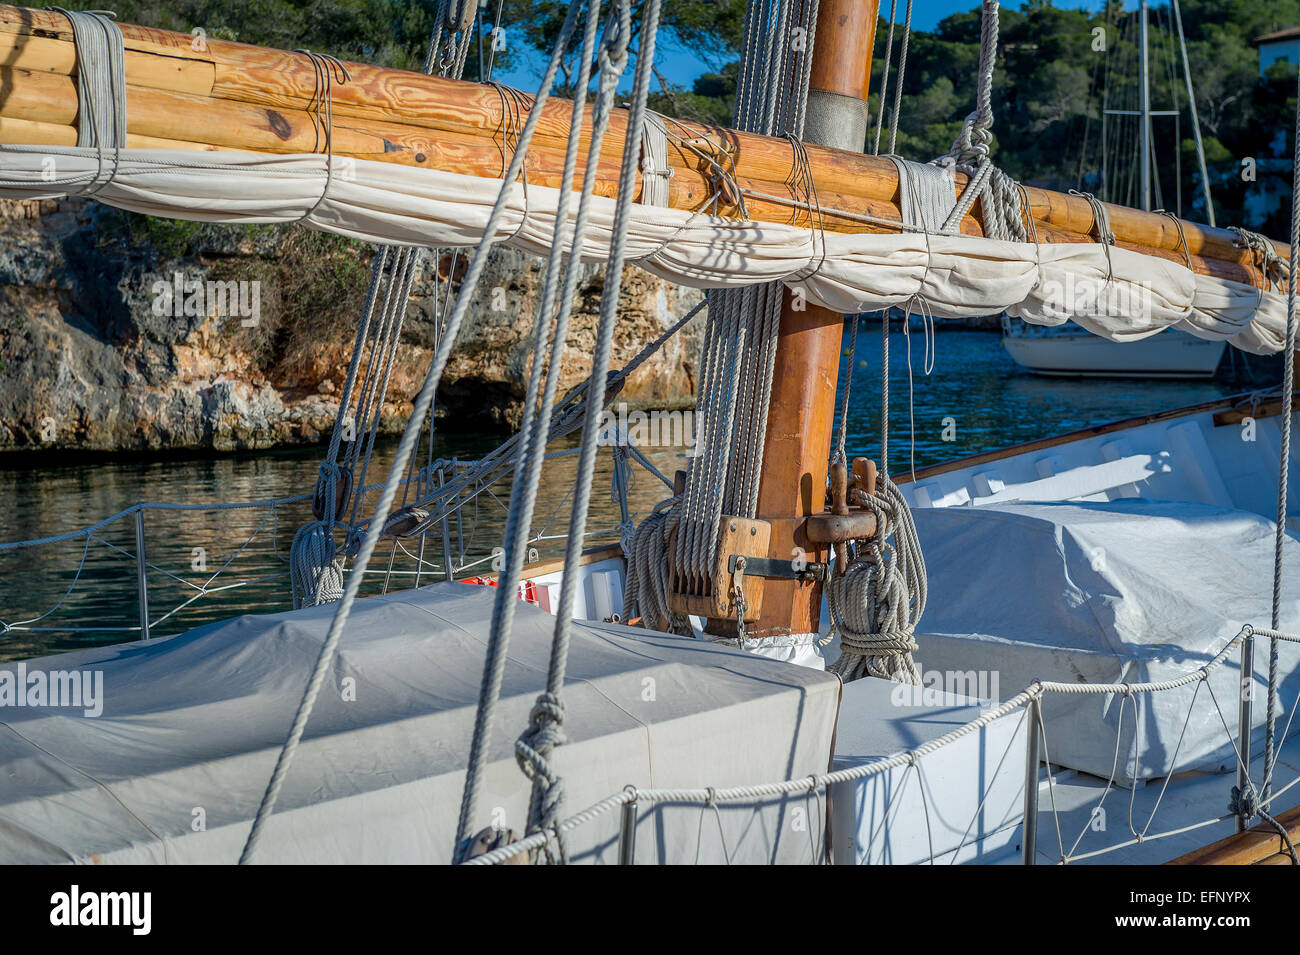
[743, 0, 879, 641]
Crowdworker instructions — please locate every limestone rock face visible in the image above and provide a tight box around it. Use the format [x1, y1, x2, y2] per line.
[0, 198, 705, 453]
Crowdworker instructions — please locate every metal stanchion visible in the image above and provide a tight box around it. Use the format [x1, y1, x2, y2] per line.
[1022, 696, 1041, 865]
[134, 507, 150, 641]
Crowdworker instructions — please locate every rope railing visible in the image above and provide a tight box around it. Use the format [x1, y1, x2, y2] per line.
[465, 624, 1300, 866]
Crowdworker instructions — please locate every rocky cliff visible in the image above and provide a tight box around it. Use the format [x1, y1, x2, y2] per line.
[0, 198, 705, 453]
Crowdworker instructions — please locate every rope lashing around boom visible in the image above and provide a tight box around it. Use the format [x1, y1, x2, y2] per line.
[638, 110, 673, 208]
[48, 8, 125, 196]
[1230, 226, 1290, 292]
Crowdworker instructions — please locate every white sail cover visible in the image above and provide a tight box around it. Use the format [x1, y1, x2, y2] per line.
[0, 145, 1289, 355]
[0, 583, 840, 864]
[910, 499, 1300, 780]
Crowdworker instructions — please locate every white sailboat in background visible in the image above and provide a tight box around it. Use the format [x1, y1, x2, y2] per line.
[1003, 0, 1229, 380]
[1002, 315, 1226, 378]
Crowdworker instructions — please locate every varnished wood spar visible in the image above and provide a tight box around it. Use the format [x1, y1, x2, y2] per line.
[0, 72, 1269, 283]
[0, 115, 225, 151]
[0, 2, 1288, 280]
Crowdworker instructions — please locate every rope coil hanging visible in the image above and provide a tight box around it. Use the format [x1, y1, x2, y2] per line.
[826, 477, 927, 684]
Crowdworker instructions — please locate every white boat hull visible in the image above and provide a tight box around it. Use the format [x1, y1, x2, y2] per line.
[1002, 330, 1225, 378]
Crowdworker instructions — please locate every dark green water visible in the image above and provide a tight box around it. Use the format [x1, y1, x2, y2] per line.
[0, 327, 1255, 661]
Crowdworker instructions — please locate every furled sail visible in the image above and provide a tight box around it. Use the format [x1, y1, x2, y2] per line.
[0, 4, 1290, 354]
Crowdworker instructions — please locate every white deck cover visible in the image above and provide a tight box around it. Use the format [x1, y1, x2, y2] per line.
[0, 584, 840, 864]
[911, 499, 1300, 780]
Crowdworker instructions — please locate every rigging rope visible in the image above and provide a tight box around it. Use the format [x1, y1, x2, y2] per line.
[934, 1, 1027, 243]
[510, 0, 656, 863]
[1260, 61, 1300, 813]
[625, 0, 820, 626]
[288, 0, 481, 608]
[449, 0, 639, 864]
[241, 0, 588, 864]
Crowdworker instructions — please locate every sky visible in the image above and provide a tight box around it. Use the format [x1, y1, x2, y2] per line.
[494, 0, 1114, 92]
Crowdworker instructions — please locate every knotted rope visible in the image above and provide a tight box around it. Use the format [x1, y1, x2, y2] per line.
[826, 300, 929, 684]
[242, 0, 570, 864]
[507, 0, 645, 862]
[933, 1, 1027, 243]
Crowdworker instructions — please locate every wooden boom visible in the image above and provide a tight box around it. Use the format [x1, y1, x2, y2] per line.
[0, 4, 1287, 288]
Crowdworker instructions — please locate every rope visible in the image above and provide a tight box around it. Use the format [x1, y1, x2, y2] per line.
[1260, 65, 1300, 812]
[241, 0, 589, 865]
[288, 0, 473, 609]
[871, 0, 898, 156]
[506, 0, 656, 862]
[636, 0, 820, 604]
[638, 110, 673, 207]
[932, 1, 1028, 243]
[452, 0, 629, 863]
[1069, 188, 1117, 285]
[888, 0, 914, 157]
[293, 50, 351, 224]
[826, 475, 927, 683]
[48, 8, 125, 198]
[468, 625, 1300, 865]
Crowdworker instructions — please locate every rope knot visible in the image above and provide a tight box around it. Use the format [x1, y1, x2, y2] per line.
[1230, 782, 1259, 820]
[514, 691, 567, 783]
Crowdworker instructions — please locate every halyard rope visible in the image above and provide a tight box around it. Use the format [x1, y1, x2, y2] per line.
[1260, 61, 1300, 814]
[240, 0, 590, 864]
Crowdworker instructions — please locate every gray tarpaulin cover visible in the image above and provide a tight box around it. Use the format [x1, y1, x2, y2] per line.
[912, 499, 1300, 780]
[0, 584, 840, 864]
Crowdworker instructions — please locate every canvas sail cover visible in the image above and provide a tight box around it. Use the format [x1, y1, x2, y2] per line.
[0, 145, 1291, 356]
[0, 584, 840, 863]
[911, 499, 1300, 780]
